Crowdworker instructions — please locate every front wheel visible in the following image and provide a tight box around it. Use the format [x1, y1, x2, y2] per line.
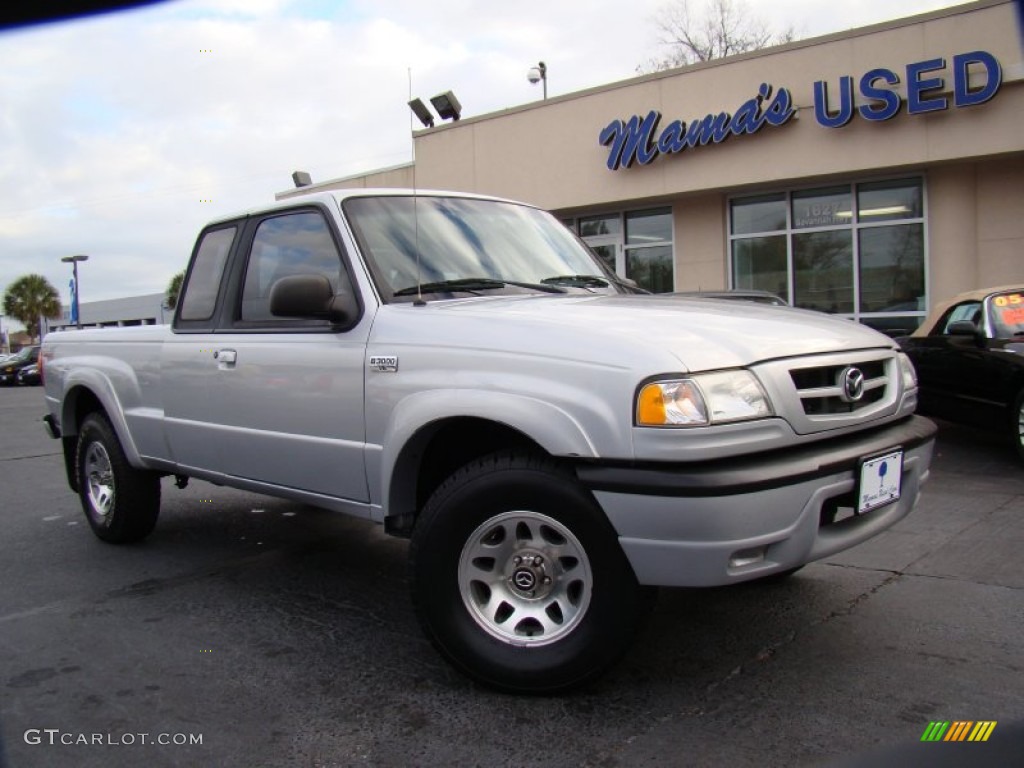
[1012, 390, 1024, 463]
[410, 452, 651, 693]
[76, 412, 161, 543]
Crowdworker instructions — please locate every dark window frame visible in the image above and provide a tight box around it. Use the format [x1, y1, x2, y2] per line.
[224, 204, 363, 334]
[173, 222, 241, 334]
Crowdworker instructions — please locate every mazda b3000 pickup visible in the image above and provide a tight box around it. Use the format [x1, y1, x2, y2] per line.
[42, 189, 936, 692]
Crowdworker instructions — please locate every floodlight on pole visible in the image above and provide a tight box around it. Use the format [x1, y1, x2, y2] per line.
[61, 254, 89, 329]
[429, 91, 462, 121]
[408, 97, 435, 128]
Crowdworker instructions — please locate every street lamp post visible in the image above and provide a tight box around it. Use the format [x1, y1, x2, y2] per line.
[61, 254, 89, 329]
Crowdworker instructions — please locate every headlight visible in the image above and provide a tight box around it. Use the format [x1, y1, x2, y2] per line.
[636, 370, 773, 427]
[897, 352, 918, 391]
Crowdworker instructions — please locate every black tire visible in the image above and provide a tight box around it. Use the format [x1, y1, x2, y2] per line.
[75, 412, 161, 543]
[1012, 390, 1024, 463]
[410, 451, 651, 694]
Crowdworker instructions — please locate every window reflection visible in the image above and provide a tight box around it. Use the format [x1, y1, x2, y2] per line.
[626, 245, 673, 294]
[730, 178, 925, 330]
[858, 179, 922, 223]
[732, 236, 788, 301]
[858, 225, 924, 313]
[794, 231, 853, 313]
[731, 194, 786, 235]
[792, 186, 852, 229]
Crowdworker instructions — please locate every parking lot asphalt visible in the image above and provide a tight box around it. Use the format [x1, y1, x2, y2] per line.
[1, 383, 1022, 767]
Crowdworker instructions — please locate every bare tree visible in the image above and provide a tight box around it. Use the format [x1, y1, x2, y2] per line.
[639, 0, 796, 73]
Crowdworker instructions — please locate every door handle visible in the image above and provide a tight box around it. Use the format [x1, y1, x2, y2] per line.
[214, 349, 237, 368]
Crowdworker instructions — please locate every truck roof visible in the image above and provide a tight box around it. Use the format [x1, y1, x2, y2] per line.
[204, 188, 529, 228]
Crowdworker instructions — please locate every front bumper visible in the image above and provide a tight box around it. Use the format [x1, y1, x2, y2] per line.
[576, 415, 936, 587]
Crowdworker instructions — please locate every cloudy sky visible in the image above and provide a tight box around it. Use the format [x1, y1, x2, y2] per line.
[0, 0, 975, 328]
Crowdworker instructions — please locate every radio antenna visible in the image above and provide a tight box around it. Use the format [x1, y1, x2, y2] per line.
[408, 67, 425, 306]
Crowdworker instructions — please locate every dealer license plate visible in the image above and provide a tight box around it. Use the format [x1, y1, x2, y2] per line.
[857, 450, 903, 514]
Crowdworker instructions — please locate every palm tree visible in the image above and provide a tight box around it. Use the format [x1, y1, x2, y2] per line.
[165, 270, 185, 310]
[2, 274, 62, 342]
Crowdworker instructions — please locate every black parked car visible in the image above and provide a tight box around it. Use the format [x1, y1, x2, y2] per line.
[898, 285, 1024, 460]
[17, 362, 41, 386]
[0, 345, 40, 386]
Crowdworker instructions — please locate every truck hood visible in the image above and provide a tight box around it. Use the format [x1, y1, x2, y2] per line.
[377, 294, 895, 372]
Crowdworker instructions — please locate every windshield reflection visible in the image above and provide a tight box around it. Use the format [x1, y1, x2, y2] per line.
[342, 196, 621, 301]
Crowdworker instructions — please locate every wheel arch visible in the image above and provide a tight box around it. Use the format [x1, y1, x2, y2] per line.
[383, 416, 554, 537]
[378, 388, 603, 537]
[58, 375, 144, 491]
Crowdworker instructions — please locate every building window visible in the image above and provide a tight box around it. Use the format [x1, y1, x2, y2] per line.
[573, 208, 674, 293]
[730, 178, 925, 336]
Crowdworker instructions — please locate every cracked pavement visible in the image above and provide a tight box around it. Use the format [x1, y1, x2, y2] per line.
[1, 386, 1021, 767]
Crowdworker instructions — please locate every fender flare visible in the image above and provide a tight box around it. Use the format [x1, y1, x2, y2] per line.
[375, 389, 601, 516]
[60, 367, 145, 468]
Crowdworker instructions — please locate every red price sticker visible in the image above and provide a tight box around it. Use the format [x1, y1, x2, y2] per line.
[1001, 307, 1024, 325]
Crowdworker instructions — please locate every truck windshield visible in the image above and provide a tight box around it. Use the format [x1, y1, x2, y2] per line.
[342, 195, 621, 301]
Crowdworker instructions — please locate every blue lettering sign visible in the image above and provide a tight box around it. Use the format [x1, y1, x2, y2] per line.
[813, 50, 1002, 130]
[598, 112, 661, 170]
[599, 84, 795, 171]
[813, 76, 854, 128]
[953, 50, 1001, 106]
[906, 57, 947, 114]
[859, 68, 902, 121]
[603, 50, 1002, 167]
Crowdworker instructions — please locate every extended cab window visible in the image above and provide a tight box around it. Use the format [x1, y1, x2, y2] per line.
[240, 211, 348, 322]
[179, 226, 237, 321]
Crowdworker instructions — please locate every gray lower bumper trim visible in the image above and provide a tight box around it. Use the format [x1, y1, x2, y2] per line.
[575, 415, 936, 498]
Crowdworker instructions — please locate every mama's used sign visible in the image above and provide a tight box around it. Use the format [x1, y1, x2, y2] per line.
[599, 51, 1001, 171]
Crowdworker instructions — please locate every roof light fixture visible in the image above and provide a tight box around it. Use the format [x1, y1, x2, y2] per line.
[408, 98, 435, 128]
[430, 90, 462, 122]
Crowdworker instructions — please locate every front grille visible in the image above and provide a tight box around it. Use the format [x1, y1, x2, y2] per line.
[789, 358, 890, 416]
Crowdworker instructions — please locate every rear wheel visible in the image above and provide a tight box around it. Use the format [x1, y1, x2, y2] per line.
[410, 451, 651, 693]
[76, 412, 160, 543]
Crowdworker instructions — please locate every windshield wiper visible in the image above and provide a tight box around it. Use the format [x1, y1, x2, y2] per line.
[541, 274, 610, 288]
[393, 278, 566, 297]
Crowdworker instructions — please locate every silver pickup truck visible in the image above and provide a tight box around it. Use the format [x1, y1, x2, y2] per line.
[42, 189, 936, 693]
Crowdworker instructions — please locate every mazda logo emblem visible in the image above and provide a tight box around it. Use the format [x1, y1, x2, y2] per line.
[513, 570, 536, 590]
[840, 366, 865, 403]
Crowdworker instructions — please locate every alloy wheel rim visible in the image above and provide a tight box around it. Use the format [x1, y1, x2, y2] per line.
[458, 510, 592, 647]
[84, 442, 115, 518]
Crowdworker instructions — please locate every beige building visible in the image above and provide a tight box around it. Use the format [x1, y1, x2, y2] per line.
[280, 0, 1024, 336]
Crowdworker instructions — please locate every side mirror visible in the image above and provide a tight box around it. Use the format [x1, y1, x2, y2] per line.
[269, 274, 354, 325]
[947, 320, 986, 345]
